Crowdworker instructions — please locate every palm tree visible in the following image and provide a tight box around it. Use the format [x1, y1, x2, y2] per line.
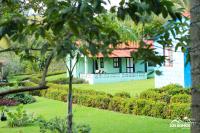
[190, 0, 200, 133]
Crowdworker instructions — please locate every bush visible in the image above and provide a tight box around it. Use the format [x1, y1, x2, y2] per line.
[49, 77, 87, 84]
[134, 99, 153, 116]
[29, 83, 191, 120]
[39, 117, 91, 133]
[140, 90, 161, 101]
[159, 84, 186, 95]
[165, 103, 191, 119]
[150, 102, 167, 118]
[0, 99, 19, 106]
[122, 98, 136, 114]
[115, 92, 131, 98]
[74, 94, 111, 109]
[170, 94, 191, 103]
[76, 124, 91, 133]
[108, 97, 126, 112]
[133, 99, 167, 118]
[4, 93, 36, 104]
[6, 105, 38, 127]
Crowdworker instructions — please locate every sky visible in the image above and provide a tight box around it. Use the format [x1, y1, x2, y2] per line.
[104, 0, 121, 9]
[27, 0, 122, 15]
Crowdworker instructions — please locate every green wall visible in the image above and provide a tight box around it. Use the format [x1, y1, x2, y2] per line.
[74, 57, 148, 78]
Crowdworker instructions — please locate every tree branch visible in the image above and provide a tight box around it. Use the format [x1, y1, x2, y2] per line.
[0, 85, 48, 96]
[0, 47, 53, 53]
[0, 49, 55, 96]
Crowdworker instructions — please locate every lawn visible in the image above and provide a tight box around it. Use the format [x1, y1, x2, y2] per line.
[8, 74, 154, 96]
[74, 78, 155, 96]
[0, 97, 189, 133]
[46, 73, 67, 81]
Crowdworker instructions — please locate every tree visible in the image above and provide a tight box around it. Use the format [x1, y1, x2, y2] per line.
[0, 0, 183, 133]
[190, 0, 200, 132]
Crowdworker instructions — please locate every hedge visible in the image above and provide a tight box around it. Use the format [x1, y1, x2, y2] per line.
[170, 94, 191, 103]
[24, 82, 191, 119]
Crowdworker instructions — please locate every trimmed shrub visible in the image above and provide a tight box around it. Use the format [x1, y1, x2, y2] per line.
[49, 77, 87, 84]
[140, 90, 161, 101]
[165, 103, 191, 119]
[170, 94, 191, 103]
[108, 97, 126, 112]
[150, 102, 167, 118]
[122, 98, 136, 114]
[115, 92, 131, 98]
[133, 99, 167, 118]
[159, 84, 186, 95]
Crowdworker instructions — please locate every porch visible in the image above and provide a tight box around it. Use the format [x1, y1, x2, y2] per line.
[80, 72, 147, 84]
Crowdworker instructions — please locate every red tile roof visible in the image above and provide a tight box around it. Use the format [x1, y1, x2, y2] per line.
[91, 40, 153, 58]
[183, 12, 190, 18]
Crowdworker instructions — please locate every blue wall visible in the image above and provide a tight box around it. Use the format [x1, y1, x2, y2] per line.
[184, 53, 192, 88]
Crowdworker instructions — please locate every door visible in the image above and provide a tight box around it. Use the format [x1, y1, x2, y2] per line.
[126, 58, 135, 73]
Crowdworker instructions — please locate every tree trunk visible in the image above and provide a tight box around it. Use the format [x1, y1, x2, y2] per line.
[67, 72, 73, 133]
[191, 0, 200, 132]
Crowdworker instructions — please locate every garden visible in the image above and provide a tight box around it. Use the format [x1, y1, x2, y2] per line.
[0, 0, 194, 133]
[0, 73, 191, 133]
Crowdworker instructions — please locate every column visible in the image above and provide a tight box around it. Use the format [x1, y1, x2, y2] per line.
[84, 56, 88, 74]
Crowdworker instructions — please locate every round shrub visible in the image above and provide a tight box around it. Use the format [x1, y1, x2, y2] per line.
[165, 103, 191, 119]
[170, 94, 191, 103]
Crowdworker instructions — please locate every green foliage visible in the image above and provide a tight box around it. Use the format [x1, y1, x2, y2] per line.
[4, 93, 36, 104]
[49, 77, 87, 84]
[39, 117, 91, 133]
[165, 103, 191, 119]
[133, 99, 167, 118]
[108, 97, 126, 112]
[115, 92, 131, 98]
[140, 84, 190, 103]
[76, 124, 91, 133]
[170, 94, 191, 103]
[37, 83, 190, 119]
[6, 105, 38, 127]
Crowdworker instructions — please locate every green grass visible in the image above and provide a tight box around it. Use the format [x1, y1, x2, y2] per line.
[8, 73, 154, 96]
[0, 97, 189, 133]
[8, 74, 32, 83]
[46, 73, 67, 81]
[74, 79, 155, 96]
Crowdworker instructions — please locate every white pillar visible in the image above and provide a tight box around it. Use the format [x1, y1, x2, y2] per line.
[84, 56, 88, 74]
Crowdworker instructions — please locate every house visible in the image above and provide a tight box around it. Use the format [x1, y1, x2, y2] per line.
[72, 41, 154, 84]
[154, 14, 192, 88]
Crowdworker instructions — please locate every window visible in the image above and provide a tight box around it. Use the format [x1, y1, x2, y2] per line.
[126, 58, 135, 73]
[164, 47, 173, 67]
[145, 62, 147, 72]
[113, 58, 119, 68]
[100, 58, 104, 68]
